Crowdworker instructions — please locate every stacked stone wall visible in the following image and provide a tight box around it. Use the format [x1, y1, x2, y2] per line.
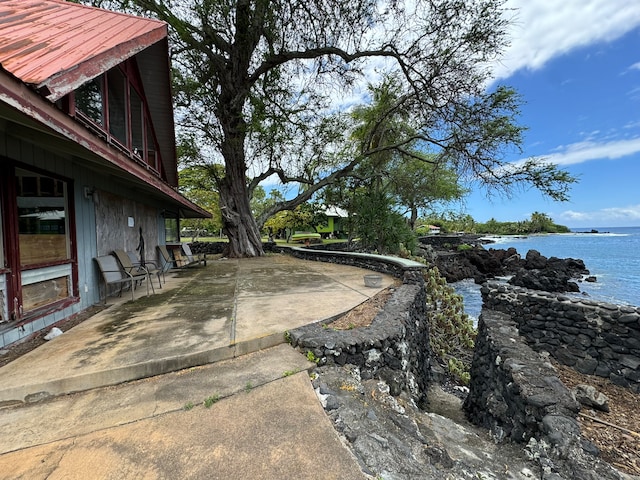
[482, 281, 640, 393]
[277, 246, 416, 278]
[288, 277, 431, 407]
[464, 310, 623, 480]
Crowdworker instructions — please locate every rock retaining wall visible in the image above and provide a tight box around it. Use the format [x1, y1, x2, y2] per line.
[482, 281, 640, 393]
[464, 310, 623, 480]
[277, 245, 427, 278]
[288, 273, 431, 407]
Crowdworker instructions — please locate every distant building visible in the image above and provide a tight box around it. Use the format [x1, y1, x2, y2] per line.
[0, 0, 209, 347]
[316, 206, 348, 238]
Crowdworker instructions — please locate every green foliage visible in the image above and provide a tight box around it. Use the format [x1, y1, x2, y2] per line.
[183, 401, 195, 411]
[476, 212, 570, 235]
[457, 243, 473, 252]
[203, 394, 220, 408]
[447, 358, 471, 385]
[389, 157, 468, 229]
[420, 211, 571, 235]
[419, 212, 477, 234]
[306, 350, 319, 364]
[263, 201, 327, 238]
[283, 370, 297, 377]
[177, 163, 224, 235]
[252, 188, 284, 224]
[424, 267, 476, 385]
[351, 189, 417, 255]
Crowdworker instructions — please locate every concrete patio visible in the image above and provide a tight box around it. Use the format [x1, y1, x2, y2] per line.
[0, 253, 398, 479]
[0, 253, 395, 405]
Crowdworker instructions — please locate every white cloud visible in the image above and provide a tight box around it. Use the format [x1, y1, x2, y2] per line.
[557, 204, 640, 227]
[494, 0, 640, 80]
[529, 137, 640, 166]
[630, 62, 640, 71]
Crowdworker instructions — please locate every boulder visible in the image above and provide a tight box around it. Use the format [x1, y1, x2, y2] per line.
[509, 269, 580, 293]
[525, 249, 548, 269]
[572, 384, 610, 412]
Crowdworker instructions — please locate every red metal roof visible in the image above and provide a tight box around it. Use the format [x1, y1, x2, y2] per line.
[0, 0, 167, 101]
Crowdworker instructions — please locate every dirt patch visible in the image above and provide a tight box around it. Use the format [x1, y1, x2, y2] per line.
[553, 362, 640, 476]
[326, 283, 399, 330]
[0, 305, 106, 368]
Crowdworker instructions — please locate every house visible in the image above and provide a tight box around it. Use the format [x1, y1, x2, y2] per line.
[316, 206, 348, 238]
[0, 0, 210, 347]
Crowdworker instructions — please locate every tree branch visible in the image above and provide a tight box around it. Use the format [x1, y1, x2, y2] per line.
[249, 46, 400, 84]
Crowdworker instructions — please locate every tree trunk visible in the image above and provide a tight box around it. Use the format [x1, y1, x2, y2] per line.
[219, 176, 264, 257]
[410, 206, 418, 231]
[218, 109, 264, 257]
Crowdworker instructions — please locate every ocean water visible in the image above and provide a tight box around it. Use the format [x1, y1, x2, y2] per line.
[452, 226, 640, 322]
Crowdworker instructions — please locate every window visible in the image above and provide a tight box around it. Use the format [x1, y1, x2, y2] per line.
[130, 88, 144, 159]
[107, 68, 128, 146]
[165, 216, 179, 243]
[16, 169, 69, 266]
[71, 63, 163, 174]
[75, 77, 104, 126]
[146, 120, 157, 170]
[4, 167, 76, 319]
[22, 275, 70, 312]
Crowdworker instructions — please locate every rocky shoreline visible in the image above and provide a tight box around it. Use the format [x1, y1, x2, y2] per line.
[425, 234, 593, 293]
[285, 236, 638, 479]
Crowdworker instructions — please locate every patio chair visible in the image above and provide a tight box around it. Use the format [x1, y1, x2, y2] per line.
[157, 244, 178, 271]
[94, 254, 149, 303]
[125, 250, 165, 288]
[112, 249, 157, 293]
[157, 244, 206, 269]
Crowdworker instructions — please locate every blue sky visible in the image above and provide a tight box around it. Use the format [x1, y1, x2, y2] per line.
[463, 0, 640, 228]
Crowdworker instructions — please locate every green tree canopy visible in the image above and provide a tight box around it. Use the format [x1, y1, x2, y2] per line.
[177, 164, 223, 236]
[98, 0, 576, 257]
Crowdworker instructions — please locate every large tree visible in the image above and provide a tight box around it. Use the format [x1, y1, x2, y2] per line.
[105, 0, 576, 257]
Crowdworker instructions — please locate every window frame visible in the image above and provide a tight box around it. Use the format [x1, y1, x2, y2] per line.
[1, 161, 79, 324]
[70, 60, 162, 175]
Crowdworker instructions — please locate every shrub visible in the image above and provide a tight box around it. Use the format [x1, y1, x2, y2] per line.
[423, 267, 476, 384]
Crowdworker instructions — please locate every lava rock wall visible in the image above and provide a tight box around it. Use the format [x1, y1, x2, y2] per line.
[482, 282, 640, 393]
[288, 277, 431, 407]
[464, 309, 624, 480]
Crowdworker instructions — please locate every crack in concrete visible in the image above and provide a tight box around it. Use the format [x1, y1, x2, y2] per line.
[229, 261, 240, 346]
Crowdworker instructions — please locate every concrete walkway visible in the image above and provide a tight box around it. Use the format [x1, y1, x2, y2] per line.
[0, 254, 395, 479]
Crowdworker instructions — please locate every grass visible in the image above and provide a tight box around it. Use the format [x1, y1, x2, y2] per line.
[306, 350, 319, 364]
[203, 394, 220, 408]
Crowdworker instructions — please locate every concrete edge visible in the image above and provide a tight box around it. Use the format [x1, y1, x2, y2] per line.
[280, 245, 428, 271]
[0, 333, 291, 405]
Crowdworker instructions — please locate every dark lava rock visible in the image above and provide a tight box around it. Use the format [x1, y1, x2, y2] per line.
[508, 250, 589, 293]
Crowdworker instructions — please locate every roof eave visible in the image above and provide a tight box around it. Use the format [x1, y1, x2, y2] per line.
[0, 67, 210, 219]
[38, 25, 168, 102]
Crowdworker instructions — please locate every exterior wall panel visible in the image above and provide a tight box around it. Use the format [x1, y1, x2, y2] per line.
[0, 130, 165, 347]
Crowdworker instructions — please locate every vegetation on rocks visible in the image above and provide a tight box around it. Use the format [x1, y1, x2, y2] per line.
[423, 267, 476, 384]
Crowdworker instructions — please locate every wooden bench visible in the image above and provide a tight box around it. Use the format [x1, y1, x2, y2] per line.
[180, 243, 207, 267]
